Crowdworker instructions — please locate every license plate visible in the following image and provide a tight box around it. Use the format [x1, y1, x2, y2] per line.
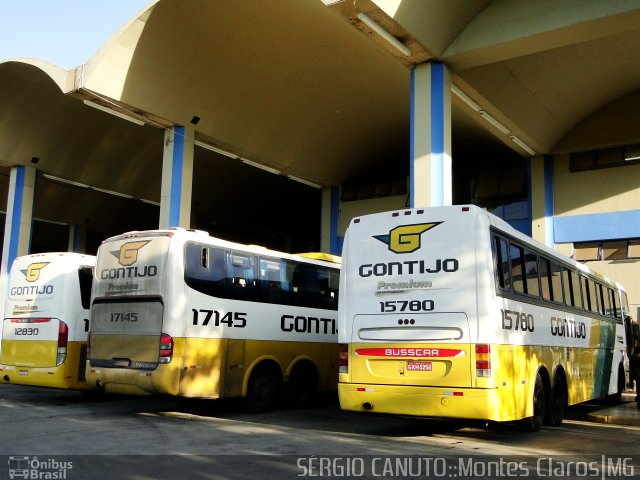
[19, 370, 28, 376]
[407, 361, 432, 371]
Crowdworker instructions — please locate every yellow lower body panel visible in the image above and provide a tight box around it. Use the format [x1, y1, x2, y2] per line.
[339, 382, 516, 422]
[0, 342, 89, 390]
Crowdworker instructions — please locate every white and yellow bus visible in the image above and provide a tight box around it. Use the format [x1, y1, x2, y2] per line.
[86, 228, 340, 411]
[1, 252, 95, 390]
[338, 205, 630, 430]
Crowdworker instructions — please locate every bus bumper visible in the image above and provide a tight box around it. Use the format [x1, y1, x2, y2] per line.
[338, 382, 515, 422]
[85, 362, 182, 396]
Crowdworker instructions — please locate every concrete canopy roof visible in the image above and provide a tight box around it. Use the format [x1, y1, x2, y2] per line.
[1, 0, 640, 244]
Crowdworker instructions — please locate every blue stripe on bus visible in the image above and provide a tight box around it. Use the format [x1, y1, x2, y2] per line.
[169, 126, 185, 227]
[554, 209, 640, 243]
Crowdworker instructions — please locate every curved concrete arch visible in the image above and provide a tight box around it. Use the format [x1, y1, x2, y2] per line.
[0, 58, 74, 93]
[76, 0, 411, 187]
[553, 90, 640, 154]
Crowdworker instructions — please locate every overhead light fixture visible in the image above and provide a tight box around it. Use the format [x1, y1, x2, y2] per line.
[288, 175, 322, 189]
[194, 140, 238, 159]
[241, 159, 281, 175]
[451, 85, 481, 112]
[624, 147, 640, 161]
[510, 136, 536, 156]
[357, 13, 411, 56]
[40, 173, 159, 205]
[83, 100, 145, 126]
[479, 111, 510, 135]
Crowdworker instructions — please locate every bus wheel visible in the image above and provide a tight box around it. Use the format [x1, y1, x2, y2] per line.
[244, 364, 280, 413]
[523, 373, 546, 432]
[549, 375, 566, 427]
[286, 362, 319, 409]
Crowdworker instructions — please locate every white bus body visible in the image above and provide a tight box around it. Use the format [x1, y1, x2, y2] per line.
[338, 205, 629, 429]
[86, 228, 339, 411]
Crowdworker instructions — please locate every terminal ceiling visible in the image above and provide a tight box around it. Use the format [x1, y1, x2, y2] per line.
[1, 0, 640, 249]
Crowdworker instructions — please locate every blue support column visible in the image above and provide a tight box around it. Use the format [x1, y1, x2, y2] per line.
[68, 224, 86, 253]
[543, 155, 555, 247]
[160, 126, 194, 228]
[1, 165, 36, 296]
[320, 186, 340, 255]
[410, 62, 452, 208]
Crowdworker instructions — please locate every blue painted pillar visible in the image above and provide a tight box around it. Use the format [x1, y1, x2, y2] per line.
[68, 224, 86, 253]
[410, 62, 452, 207]
[320, 186, 340, 255]
[1, 165, 36, 286]
[160, 126, 194, 228]
[530, 155, 554, 247]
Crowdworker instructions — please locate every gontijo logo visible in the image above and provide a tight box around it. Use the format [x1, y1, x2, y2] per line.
[101, 240, 157, 280]
[373, 223, 441, 254]
[21, 262, 49, 282]
[111, 240, 149, 266]
[11, 262, 54, 296]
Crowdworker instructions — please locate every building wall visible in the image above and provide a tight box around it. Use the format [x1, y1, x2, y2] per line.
[552, 154, 640, 319]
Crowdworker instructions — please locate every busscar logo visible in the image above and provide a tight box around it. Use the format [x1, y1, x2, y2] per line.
[111, 241, 149, 266]
[20, 262, 49, 282]
[373, 222, 441, 254]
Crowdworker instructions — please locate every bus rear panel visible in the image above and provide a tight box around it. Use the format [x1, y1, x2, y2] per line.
[1, 253, 94, 390]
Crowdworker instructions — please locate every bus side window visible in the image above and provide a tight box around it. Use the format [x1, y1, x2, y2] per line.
[259, 257, 286, 304]
[523, 248, 540, 298]
[611, 290, 620, 318]
[493, 235, 511, 291]
[317, 267, 338, 310]
[538, 257, 551, 301]
[562, 268, 573, 307]
[570, 270, 584, 310]
[583, 277, 598, 313]
[78, 267, 93, 310]
[510, 244, 525, 294]
[549, 261, 563, 303]
[226, 252, 256, 300]
[184, 243, 226, 297]
[602, 286, 613, 317]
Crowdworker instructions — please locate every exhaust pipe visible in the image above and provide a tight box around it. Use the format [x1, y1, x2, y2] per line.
[3, 375, 9, 382]
[362, 402, 374, 411]
[95, 380, 105, 391]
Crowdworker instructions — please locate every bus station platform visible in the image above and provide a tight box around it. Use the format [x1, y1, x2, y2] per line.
[587, 392, 640, 426]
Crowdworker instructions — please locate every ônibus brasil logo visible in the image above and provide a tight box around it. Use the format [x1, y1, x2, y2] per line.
[20, 262, 50, 282]
[373, 222, 441, 254]
[110, 241, 149, 266]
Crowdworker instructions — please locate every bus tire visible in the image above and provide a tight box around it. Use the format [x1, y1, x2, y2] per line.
[286, 361, 319, 409]
[549, 373, 566, 427]
[523, 373, 546, 432]
[244, 363, 281, 413]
